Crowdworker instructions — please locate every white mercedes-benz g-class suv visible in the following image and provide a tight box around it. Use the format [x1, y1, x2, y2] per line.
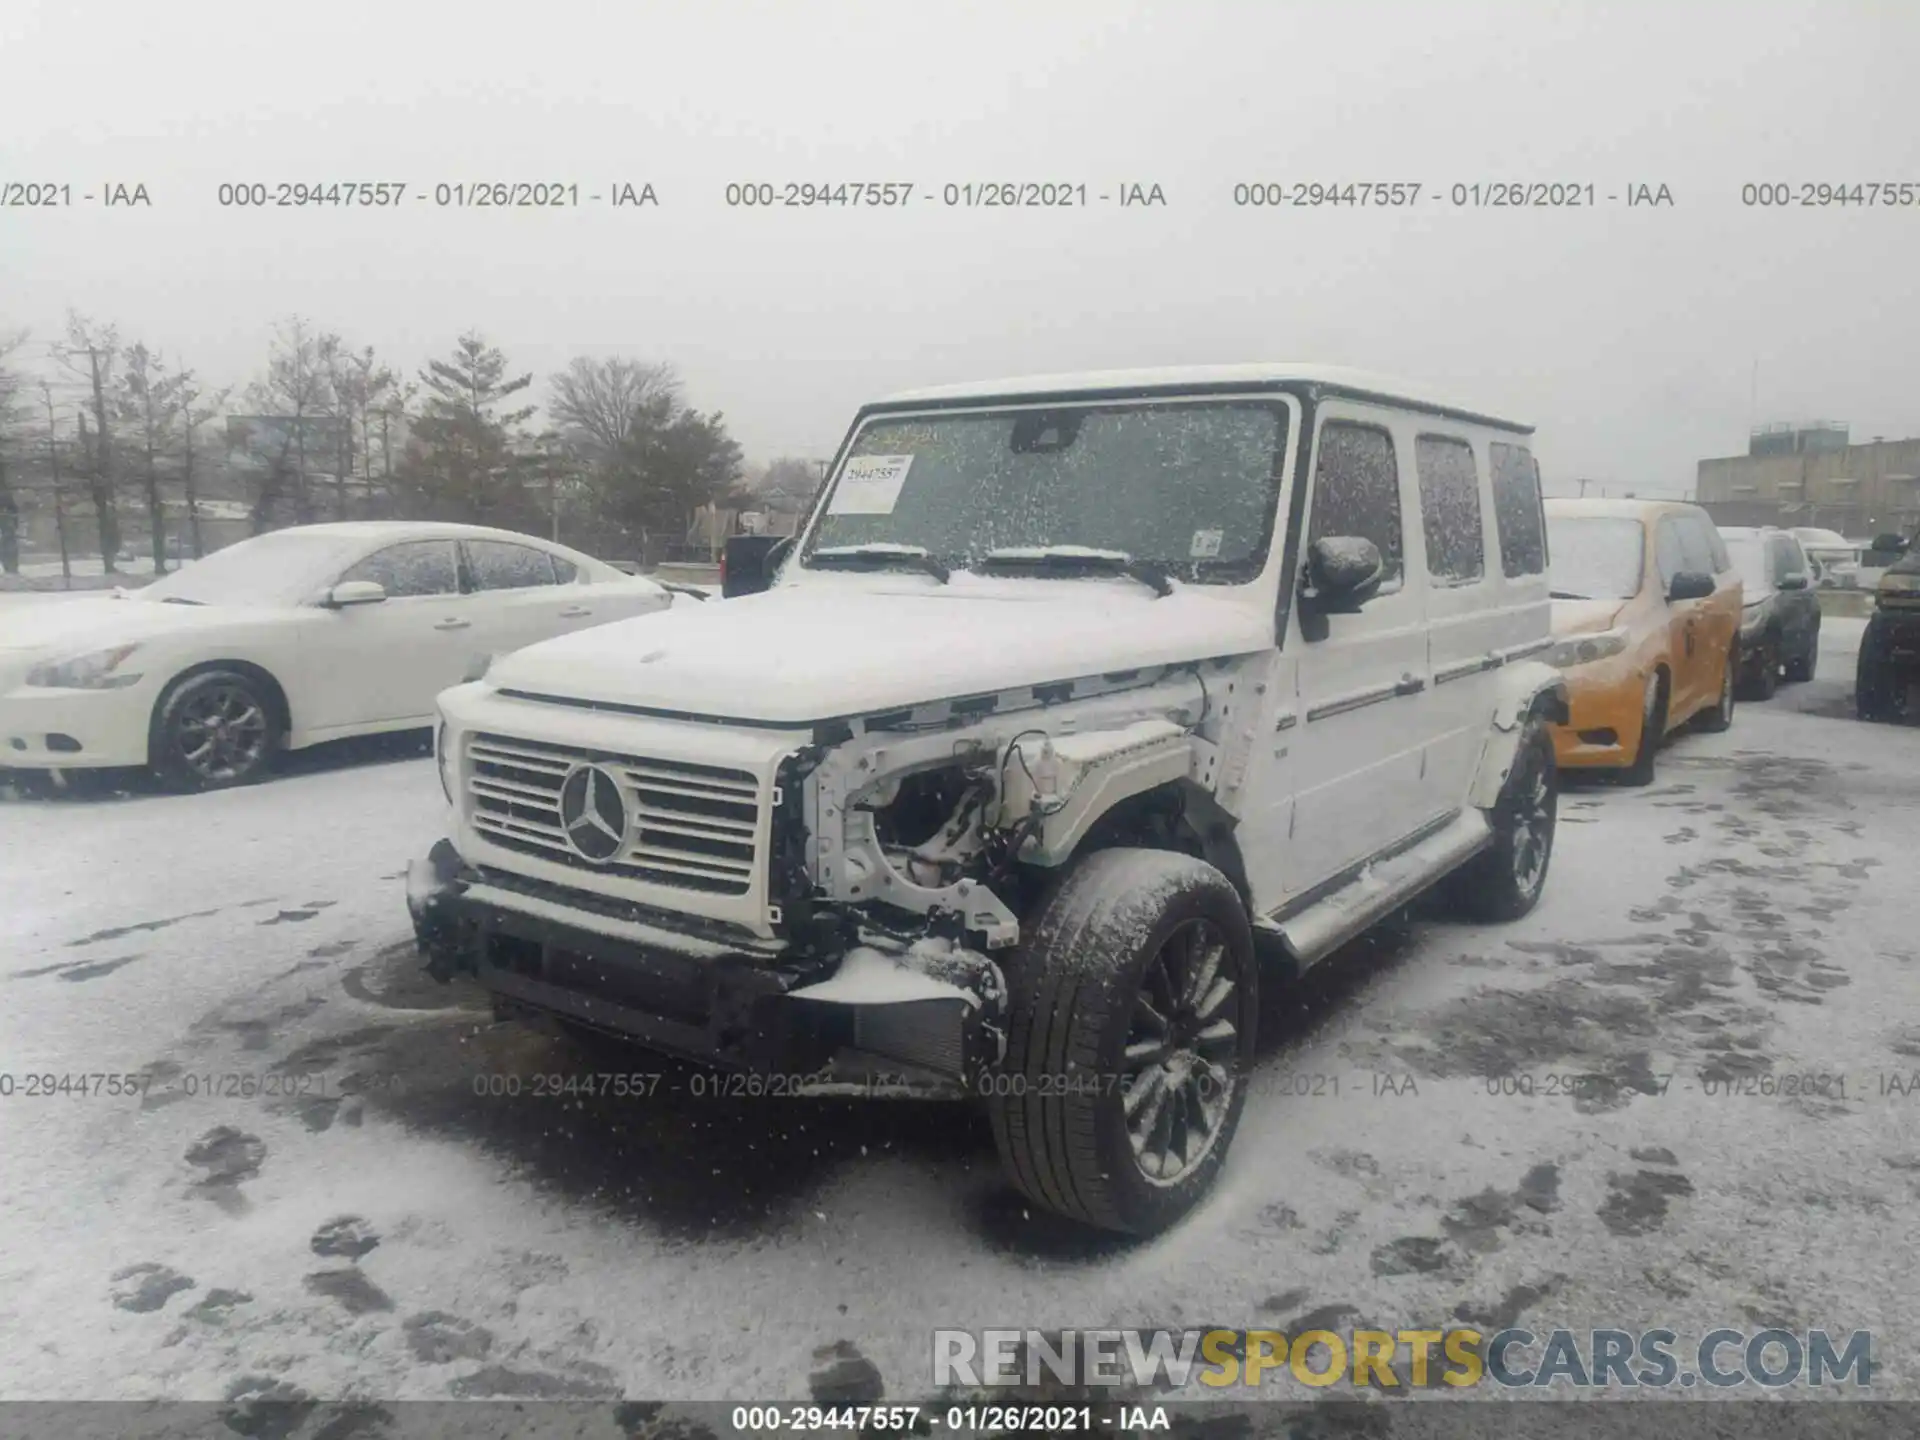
[408, 365, 1567, 1236]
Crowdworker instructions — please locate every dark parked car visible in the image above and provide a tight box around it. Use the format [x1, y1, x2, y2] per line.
[1719, 526, 1820, 698]
[1857, 546, 1920, 722]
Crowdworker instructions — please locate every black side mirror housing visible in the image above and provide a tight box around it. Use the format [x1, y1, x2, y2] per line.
[721, 535, 792, 598]
[1296, 536, 1386, 640]
[1667, 570, 1716, 602]
[1304, 536, 1385, 608]
[1776, 573, 1809, 592]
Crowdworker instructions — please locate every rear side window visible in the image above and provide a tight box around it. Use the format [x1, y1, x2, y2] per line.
[1415, 435, 1484, 585]
[1769, 535, 1808, 582]
[1675, 516, 1718, 576]
[1489, 443, 1546, 577]
[341, 540, 460, 597]
[467, 541, 558, 590]
[552, 556, 579, 583]
[1309, 422, 1403, 589]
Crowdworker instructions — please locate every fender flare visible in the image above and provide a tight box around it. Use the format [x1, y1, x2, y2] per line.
[1467, 659, 1568, 809]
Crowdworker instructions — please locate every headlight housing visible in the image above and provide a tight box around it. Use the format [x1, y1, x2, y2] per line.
[435, 720, 455, 805]
[1546, 628, 1630, 668]
[24, 643, 144, 689]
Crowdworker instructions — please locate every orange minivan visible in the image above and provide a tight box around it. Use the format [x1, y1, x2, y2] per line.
[1541, 499, 1744, 784]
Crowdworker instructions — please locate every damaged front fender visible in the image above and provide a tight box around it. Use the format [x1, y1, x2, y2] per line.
[1469, 660, 1570, 809]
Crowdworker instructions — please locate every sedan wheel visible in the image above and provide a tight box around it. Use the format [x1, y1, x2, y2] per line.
[151, 670, 277, 791]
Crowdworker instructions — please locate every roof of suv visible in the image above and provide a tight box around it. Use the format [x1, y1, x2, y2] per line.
[872, 364, 1533, 433]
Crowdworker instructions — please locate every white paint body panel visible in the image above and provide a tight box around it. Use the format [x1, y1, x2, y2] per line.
[0, 522, 670, 770]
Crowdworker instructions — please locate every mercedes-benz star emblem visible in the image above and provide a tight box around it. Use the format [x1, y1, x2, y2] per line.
[558, 763, 627, 863]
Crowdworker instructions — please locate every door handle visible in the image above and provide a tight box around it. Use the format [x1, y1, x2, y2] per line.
[434, 618, 472, 631]
[559, 606, 592, 618]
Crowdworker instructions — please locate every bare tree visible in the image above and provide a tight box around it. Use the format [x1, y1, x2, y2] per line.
[38, 382, 74, 583]
[174, 373, 231, 559]
[51, 312, 122, 569]
[0, 328, 29, 574]
[548, 356, 680, 462]
[118, 343, 185, 573]
[244, 318, 340, 531]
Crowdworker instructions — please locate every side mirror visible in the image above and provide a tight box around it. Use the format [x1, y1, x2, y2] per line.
[1303, 536, 1385, 613]
[721, 535, 792, 598]
[325, 579, 388, 607]
[1667, 570, 1715, 603]
[1776, 573, 1809, 592]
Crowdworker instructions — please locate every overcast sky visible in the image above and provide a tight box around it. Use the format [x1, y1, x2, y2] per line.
[3, 0, 1916, 493]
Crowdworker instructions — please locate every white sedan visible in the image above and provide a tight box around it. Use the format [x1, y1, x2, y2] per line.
[0, 522, 677, 790]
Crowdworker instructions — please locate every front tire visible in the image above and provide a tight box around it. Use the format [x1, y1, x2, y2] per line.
[1741, 634, 1779, 700]
[1784, 629, 1818, 683]
[1448, 719, 1557, 922]
[987, 848, 1258, 1236]
[1694, 646, 1737, 733]
[148, 669, 277, 792]
[1857, 621, 1904, 721]
[1618, 670, 1667, 786]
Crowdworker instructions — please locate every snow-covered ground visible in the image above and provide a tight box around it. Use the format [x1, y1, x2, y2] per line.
[1, 619, 1917, 1406]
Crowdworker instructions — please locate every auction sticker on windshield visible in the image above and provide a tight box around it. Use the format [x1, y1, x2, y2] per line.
[829, 453, 915, 514]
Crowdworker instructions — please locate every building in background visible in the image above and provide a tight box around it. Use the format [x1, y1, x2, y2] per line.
[1697, 422, 1920, 538]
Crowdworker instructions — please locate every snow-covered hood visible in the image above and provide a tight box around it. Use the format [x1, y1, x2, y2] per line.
[485, 584, 1274, 724]
[0, 596, 275, 656]
[1549, 597, 1628, 635]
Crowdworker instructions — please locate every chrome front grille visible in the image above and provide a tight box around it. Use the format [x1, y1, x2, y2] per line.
[466, 732, 763, 896]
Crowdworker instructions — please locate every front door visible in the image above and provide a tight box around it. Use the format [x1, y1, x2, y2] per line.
[1652, 517, 1700, 719]
[1283, 409, 1435, 896]
[299, 538, 482, 730]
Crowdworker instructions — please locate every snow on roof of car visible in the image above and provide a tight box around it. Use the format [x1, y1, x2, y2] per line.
[258, 520, 574, 545]
[873, 364, 1533, 431]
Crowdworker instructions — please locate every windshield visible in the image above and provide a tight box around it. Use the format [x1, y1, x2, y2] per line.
[141, 529, 368, 606]
[803, 400, 1289, 583]
[1545, 515, 1645, 600]
[1722, 534, 1770, 594]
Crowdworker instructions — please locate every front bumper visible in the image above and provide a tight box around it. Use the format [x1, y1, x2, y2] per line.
[0, 681, 154, 770]
[1548, 653, 1651, 769]
[406, 839, 1008, 1098]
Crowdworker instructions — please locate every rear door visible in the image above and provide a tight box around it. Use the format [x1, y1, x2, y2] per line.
[1416, 432, 1498, 810]
[462, 539, 589, 654]
[1285, 408, 1434, 895]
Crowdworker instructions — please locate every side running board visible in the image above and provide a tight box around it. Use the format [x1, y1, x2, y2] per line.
[1265, 810, 1493, 969]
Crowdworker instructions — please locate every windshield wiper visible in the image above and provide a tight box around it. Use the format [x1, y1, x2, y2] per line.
[156, 596, 206, 605]
[811, 544, 951, 583]
[979, 546, 1174, 598]
[1549, 590, 1593, 600]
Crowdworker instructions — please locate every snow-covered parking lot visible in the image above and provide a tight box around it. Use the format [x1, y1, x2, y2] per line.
[2, 618, 1918, 1405]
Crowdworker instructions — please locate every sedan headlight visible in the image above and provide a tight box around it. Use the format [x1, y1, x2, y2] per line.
[1880, 571, 1920, 595]
[24, 643, 144, 689]
[1546, 628, 1630, 668]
